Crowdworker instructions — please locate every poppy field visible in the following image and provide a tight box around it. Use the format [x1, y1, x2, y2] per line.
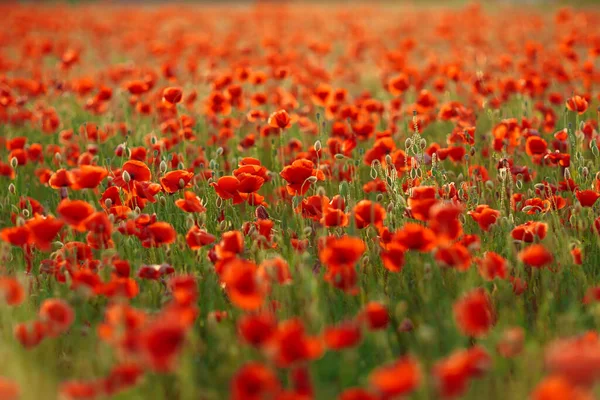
[3, 2, 600, 399]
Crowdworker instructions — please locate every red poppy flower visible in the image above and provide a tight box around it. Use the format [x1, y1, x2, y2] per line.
[566, 95, 589, 114]
[476, 252, 508, 281]
[0, 226, 31, 247]
[265, 318, 323, 367]
[433, 346, 491, 398]
[324, 321, 362, 350]
[358, 302, 389, 331]
[39, 298, 75, 337]
[230, 362, 280, 400]
[407, 186, 437, 221]
[575, 190, 600, 207]
[0, 277, 25, 306]
[511, 221, 548, 242]
[468, 205, 500, 232]
[280, 159, 325, 196]
[339, 388, 377, 400]
[526, 136, 548, 156]
[185, 225, 215, 250]
[71, 165, 108, 190]
[319, 235, 366, 282]
[392, 223, 437, 252]
[221, 258, 266, 311]
[58, 379, 103, 400]
[435, 243, 472, 271]
[268, 109, 292, 129]
[57, 199, 95, 231]
[163, 87, 183, 104]
[571, 247, 583, 265]
[544, 333, 600, 387]
[145, 222, 177, 247]
[238, 311, 277, 348]
[531, 376, 592, 400]
[160, 170, 194, 194]
[176, 191, 206, 213]
[211, 176, 244, 204]
[141, 320, 187, 372]
[49, 169, 75, 189]
[453, 289, 495, 338]
[0, 377, 20, 400]
[25, 215, 64, 251]
[497, 327, 525, 358]
[519, 244, 554, 268]
[428, 202, 463, 244]
[369, 356, 421, 398]
[353, 200, 386, 229]
[14, 320, 46, 348]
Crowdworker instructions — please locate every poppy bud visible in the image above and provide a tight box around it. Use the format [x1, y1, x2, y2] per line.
[8, 183, 15, 194]
[54, 152, 62, 162]
[216, 147, 224, 156]
[417, 325, 435, 344]
[10, 157, 17, 169]
[385, 154, 393, 166]
[185, 215, 195, 230]
[302, 226, 313, 238]
[339, 181, 349, 197]
[399, 318, 414, 332]
[22, 209, 29, 218]
[314, 140, 322, 152]
[334, 153, 345, 160]
[122, 170, 131, 183]
[306, 176, 318, 183]
[499, 168, 507, 181]
[159, 160, 168, 173]
[376, 193, 384, 202]
[564, 168, 571, 179]
[104, 198, 113, 209]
